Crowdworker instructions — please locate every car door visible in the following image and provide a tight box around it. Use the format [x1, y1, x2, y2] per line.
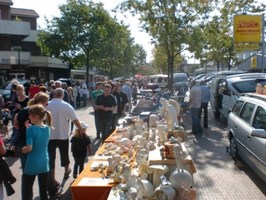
[235, 102, 256, 159]
[219, 79, 236, 118]
[250, 106, 266, 178]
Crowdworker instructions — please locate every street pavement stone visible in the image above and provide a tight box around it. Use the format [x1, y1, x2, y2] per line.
[2, 104, 266, 199]
[185, 111, 266, 200]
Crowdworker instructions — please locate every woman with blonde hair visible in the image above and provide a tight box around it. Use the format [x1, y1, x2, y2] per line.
[10, 92, 49, 169]
[21, 104, 52, 200]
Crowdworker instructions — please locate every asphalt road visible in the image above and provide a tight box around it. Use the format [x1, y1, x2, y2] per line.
[2, 103, 266, 200]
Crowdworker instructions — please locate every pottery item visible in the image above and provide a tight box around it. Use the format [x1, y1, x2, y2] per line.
[169, 99, 181, 115]
[169, 144, 193, 189]
[136, 149, 149, 165]
[150, 128, 157, 141]
[142, 131, 150, 140]
[141, 179, 154, 198]
[127, 187, 138, 200]
[115, 137, 130, 146]
[149, 114, 159, 128]
[159, 98, 178, 130]
[169, 168, 193, 190]
[154, 176, 176, 200]
[147, 165, 169, 188]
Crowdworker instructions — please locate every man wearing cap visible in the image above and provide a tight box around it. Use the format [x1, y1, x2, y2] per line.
[95, 84, 116, 141]
[91, 82, 104, 139]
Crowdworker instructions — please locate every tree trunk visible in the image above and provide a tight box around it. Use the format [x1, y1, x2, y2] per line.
[216, 60, 220, 71]
[167, 53, 174, 94]
[86, 53, 90, 83]
[110, 63, 113, 79]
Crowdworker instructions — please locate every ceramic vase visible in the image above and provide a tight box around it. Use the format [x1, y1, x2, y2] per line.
[154, 183, 176, 200]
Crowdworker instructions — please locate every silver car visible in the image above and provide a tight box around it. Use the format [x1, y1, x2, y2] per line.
[227, 94, 266, 182]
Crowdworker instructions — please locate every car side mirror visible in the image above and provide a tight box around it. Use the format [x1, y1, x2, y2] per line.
[251, 129, 266, 139]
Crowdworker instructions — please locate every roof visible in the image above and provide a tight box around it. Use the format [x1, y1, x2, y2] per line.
[11, 8, 39, 18]
[241, 93, 266, 103]
[0, 0, 13, 6]
[226, 73, 266, 81]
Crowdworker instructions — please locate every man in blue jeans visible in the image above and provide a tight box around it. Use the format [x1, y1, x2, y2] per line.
[199, 80, 210, 128]
[189, 80, 202, 135]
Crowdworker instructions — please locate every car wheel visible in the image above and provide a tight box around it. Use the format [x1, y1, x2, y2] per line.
[230, 137, 238, 160]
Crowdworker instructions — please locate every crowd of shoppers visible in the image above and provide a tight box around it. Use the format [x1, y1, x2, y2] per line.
[0, 76, 140, 199]
[0, 78, 89, 199]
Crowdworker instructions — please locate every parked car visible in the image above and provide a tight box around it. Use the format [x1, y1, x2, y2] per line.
[173, 73, 189, 95]
[227, 93, 266, 182]
[57, 78, 74, 86]
[209, 72, 266, 119]
[0, 79, 29, 106]
[146, 74, 167, 91]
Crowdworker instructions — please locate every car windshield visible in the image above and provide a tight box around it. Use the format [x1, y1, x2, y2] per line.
[174, 77, 187, 82]
[232, 79, 266, 93]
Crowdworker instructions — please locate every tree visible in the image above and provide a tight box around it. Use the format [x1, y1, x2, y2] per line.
[92, 19, 131, 78]
[119, 0, 200, 92]
[188, 0, 266, 70]
[37, 0, 134, 82]
[37, 0, 147, 80]
[131, 44, 147, 76]
[152, 44, 183, 74]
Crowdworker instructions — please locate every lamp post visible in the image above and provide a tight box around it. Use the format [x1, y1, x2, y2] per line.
[261, 14, 265, 72]
[13, 46, 22, 78]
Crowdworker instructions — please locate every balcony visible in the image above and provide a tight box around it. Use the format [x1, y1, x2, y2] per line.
[0, 51, 31, 65]
[23, 30, 39, 42]
[30, 56, 68, 69]
[0, 19, 31, 36]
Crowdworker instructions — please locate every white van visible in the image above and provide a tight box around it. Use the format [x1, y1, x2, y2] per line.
[209, 73, 266, 119]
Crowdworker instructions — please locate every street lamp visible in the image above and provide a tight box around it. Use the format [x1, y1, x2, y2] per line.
[12, 46, 22, 78]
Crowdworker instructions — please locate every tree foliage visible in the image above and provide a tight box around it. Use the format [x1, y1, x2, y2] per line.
[119, 0, 204, 91]
[188, 0, 266, 70]
[120, 0, 266, 82]
[152, 44, 183, 74]
[37, 0, 147, 80]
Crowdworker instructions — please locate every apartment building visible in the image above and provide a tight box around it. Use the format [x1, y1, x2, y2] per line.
[0, 0, 69, 84]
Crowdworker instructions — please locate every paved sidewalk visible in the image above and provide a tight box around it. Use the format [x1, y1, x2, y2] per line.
[185, 112, 266, 200]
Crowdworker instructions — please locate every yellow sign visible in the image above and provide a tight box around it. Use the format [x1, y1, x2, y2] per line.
[251, 56, 257, 69]
[234, 43, 260, 51]
[234, 15, 262, 43]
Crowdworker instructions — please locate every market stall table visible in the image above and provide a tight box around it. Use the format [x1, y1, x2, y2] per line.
[71, 128, 197, 200]
[71, 143, 117, 200]
[71, 132, 135, 200]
